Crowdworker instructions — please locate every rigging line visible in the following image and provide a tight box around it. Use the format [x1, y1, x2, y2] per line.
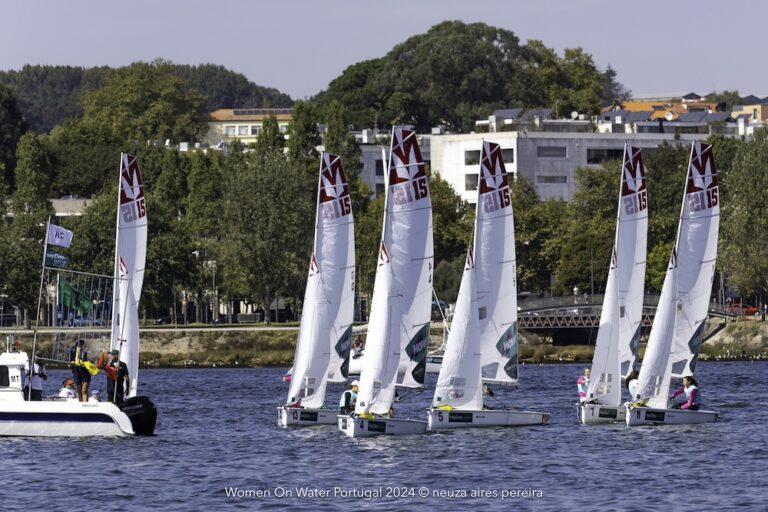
[486, 392, 514, 410]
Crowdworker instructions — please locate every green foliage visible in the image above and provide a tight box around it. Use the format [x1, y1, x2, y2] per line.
[79, 60, 208, 145]
[646, 242, 673, 293]
[321, 21, 617, 132]
[704, 90, 741, 111]
[720, 128, 768, 296]
[645, 142, 689, 253]
[255, 116, 284, 154]
[13, 134, 54, 215]
[0, 63, 291, 134]
[0, 83, 27, 188]
[286, 101, 320, 166]
[433, 255, 465, 304]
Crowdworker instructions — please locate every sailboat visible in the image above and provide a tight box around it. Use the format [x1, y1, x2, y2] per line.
[338, 127, 433, 437]
[579, 145, 648, 424]
[279, 153, 355, 426]
[427, 141, 549, 430]
[626, 142, 719, 426]
[0, 153, 156, 436]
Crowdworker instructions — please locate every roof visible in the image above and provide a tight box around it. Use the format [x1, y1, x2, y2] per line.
[739, 95, 762, 105]
[206, 108, 293, 122]
[682, 92, 702, 100]
[677, 112, 731, 123]
[600, 110, 652, 122]
[491, 108, 524, 119]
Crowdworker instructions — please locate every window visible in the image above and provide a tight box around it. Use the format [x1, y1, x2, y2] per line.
[375, 183, 385, 197]
[501, 148, 514, 164]
[537, 176, 567, 184]
[375, 159, 385, 176]
[465, 173, 478, 191]
[0, 366, 8, 387]
[251, 125, 261, 136]
[587, 148, 624, 165]
[238, 125, 249, 136]
[464, 150, 481, 166]
[537, 146, 567, 158]
[225, 125, 236, 137]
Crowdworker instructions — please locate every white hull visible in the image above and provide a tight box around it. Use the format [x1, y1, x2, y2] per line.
[278, 407, 337, 427]
[338, 415, 427, 437]
[625, 405, 718, 426]
[0, 399, 134, 437]
[348, 355, 363, 376]
[425, 354, 442, 373]
[578, 403, 627, 424]
[426, 408, 550, 430]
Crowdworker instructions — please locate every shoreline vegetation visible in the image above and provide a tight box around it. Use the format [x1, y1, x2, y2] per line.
[4, 318, 767, 369]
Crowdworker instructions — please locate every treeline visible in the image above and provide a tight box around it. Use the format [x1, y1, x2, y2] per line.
[0, 61, 293, 134]
[0, 22, 766, 323]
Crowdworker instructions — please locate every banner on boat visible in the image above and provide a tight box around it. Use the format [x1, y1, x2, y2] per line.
[45, 250, 69, 269]
[47, 223, 73, 248]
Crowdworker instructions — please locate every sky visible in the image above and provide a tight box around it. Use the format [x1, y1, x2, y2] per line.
[2, 0, 765, 101]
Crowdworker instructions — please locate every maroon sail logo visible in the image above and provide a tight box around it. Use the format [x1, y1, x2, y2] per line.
[119, 154, 146, 223]
[389, 128, 428, 206]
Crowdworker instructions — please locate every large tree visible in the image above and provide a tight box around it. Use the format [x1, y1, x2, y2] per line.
[720, 128, 768, 296]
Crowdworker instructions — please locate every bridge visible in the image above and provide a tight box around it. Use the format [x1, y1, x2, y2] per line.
[517, 294, 735, 345]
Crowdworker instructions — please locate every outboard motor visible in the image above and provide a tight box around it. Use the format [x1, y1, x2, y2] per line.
[123, 396, 157, 435]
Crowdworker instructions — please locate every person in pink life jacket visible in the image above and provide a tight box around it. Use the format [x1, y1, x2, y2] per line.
[577, 368, 590, 403]
[670, 375, 701, 411]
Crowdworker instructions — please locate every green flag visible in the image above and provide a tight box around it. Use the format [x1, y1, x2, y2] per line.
[58, 278, 93, 314]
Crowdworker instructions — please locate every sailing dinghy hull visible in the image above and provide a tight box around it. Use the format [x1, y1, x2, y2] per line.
[578, 403, 627, 424]
[278, 407, 337, 427]
[426, 408, 549, 430]
[625, 405, 718, 426]
[338, 415, 427, 437]
[425, 354, 442, 373]
[0, 400, 135, 437]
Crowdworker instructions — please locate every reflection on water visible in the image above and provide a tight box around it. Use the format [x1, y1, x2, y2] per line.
[2, 362, 765, 511]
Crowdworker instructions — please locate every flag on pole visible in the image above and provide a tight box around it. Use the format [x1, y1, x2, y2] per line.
[58, 278, 92, 314]
[45, 250, 69, 269]
[47, 223, 73, 248]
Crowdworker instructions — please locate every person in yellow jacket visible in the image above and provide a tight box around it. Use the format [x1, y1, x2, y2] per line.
[69, 339, 91, 402]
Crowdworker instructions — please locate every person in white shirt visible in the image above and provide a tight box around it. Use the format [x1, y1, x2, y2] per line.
[59, 378, 77, 399]
[626, 370, 640, 401]
[22, 358, 47, 401]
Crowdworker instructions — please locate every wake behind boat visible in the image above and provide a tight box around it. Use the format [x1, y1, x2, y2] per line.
[0, 153, 156, 437]
[579, 145, 647, 425]
[338, 127, 432, 438]
[279, 153, 355, 427]
[427, 141, 548, 431]
[626, 142, 720, 426]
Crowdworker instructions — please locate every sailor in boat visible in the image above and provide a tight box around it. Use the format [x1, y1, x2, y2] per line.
[22, 356, 48, 401]
[669, 376, 701, 411]
[576, 368, 590, 403]
[69, 339, 91, 402]
[103, 349, 130, 408]
[626, 370, 640, 401]
[59, 378, 76, 399]
[339, 380, 359, 414]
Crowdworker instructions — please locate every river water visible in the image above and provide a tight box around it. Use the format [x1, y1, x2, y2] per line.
[1, 362, 764, 511]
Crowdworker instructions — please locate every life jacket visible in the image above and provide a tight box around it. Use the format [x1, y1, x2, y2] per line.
[684, 384, 701, 405]
[577, 376, 589, 398]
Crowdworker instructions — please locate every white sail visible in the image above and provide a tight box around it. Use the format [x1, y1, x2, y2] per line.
[636, 142, 719, 408]
[356, 127, 433, 416]
[111, 153, 147, 398]
[476, 142, 518, 385]
[670, 142, 719, 378]
[587, 145, 648, 404]
[635, 253, 678, 409]
[432, 247, 482, 409]
[286, 153, 355, 408]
